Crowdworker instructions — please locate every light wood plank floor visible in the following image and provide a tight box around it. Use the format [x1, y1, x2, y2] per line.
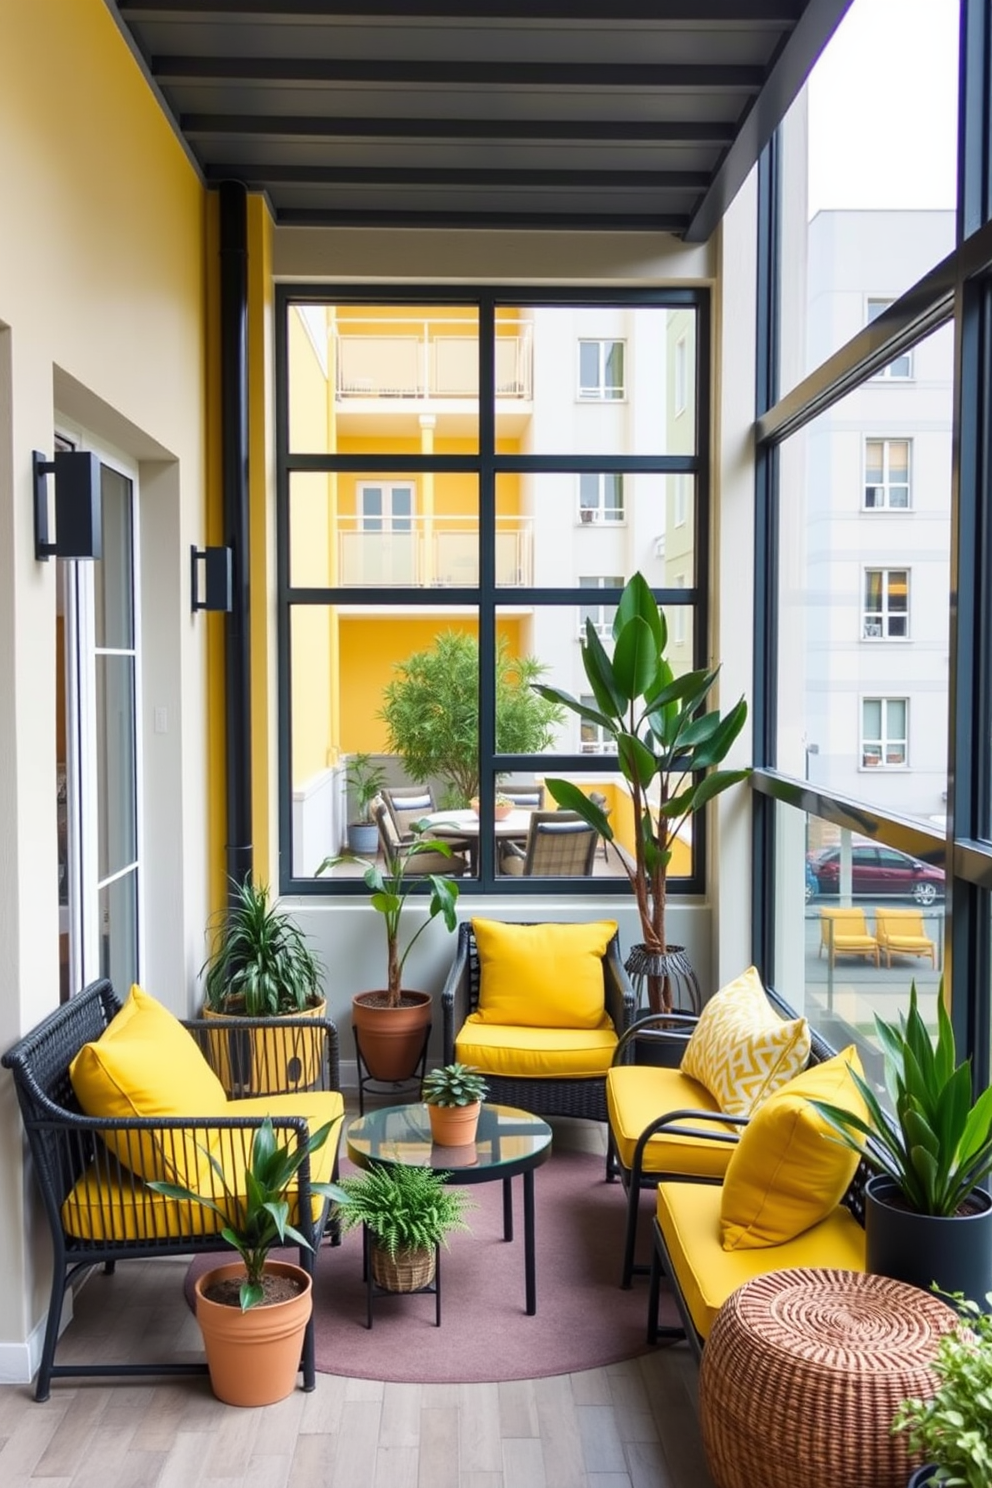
[0, 1117, 716, 1488]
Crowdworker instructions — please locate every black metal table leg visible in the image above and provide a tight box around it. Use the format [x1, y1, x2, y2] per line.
[503, 1175, 514, 1240]
[523, 1168, 536, 1315]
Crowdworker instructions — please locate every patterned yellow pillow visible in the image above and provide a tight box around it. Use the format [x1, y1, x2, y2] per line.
[679, 966, 810, 1118]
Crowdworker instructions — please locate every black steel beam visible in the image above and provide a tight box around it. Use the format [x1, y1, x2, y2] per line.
[205, 163, 711, 190]
[273, 207, 686, 230]
[182, 115, 735, 144]
[155, 56, 765, 89]
[122, 2, 805, 22]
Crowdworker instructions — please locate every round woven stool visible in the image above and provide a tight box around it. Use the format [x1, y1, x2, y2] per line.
[698, 1268, 957, 1488]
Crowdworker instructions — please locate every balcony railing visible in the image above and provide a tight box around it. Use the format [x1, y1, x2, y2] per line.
[338, 515, 533, 587]
[333, 318, 532, 401]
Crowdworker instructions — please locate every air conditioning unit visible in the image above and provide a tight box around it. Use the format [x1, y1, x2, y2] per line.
[864, 621, 883, 638]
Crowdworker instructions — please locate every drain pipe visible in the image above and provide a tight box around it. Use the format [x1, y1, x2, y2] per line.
[219, 180, 252, 897]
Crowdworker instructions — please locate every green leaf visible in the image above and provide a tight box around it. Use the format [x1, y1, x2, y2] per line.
[614, 570, 664, 651]
[542, 780, 612, 837]
[612, 616, 661, 705]
[688, 697, 748, 768]
[580, 621, 627, 717]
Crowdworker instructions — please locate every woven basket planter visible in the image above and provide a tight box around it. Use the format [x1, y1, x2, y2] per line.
[698, 1268, 957, 1488]
[370, 1242, 436, 1294]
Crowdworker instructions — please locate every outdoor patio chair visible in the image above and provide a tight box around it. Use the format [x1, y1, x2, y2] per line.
[874, 907, 937, 968]
[381, 785, 437, 841]
[818, 907, 880, 968]
[498, 810, 599, 877]
[373, 797, 469, 876]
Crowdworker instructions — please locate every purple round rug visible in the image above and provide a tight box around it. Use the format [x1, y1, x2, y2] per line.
[185, 1144, 678, 1383]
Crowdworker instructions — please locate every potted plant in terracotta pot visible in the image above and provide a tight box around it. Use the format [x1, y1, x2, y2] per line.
[148, 1114, 345, 1406]
[316, 821, 461, 1083]
[808, 983, 992, 1305]
[333, 1161, 473, 1295]
[893, 1290, 992, 1487]
[200, 876, 327, 1094]
[422, 1062, 489, 1146]
[532, 570, 750, 1012]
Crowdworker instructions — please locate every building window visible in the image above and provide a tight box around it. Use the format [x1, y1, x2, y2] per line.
[674, 335, 688, 415]
[578, 576, 622, 639]
[359, 481, 414, 530]
[862, 698, 908, 768]
[866, 298, 913, 379]
[580, 693, 612, 753]
[864, 438, 911, 510]
[672, 575, 688, 644]
[579, 472, 624, 524]
[578, 339, 625, 400]
[864, 568, 909, 639]
[673, 473, 690, 527]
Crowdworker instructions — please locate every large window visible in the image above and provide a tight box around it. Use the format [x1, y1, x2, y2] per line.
[278, 291, 707, 892]
[863, 568, 909, 639]
[864, 438, 911, 510]
[861, 697, 908, 769]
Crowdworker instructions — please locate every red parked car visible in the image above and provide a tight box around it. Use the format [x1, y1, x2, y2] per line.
[807, 843, 945, 906]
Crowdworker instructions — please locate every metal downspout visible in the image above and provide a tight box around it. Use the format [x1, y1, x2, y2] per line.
[219, 181, 252, 896]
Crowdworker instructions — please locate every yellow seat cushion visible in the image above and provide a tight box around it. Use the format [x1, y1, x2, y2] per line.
[719, 1048, 868, 1250]
[680, 966, 810, 1118]
[69, 985, 228, 1186]
[61, 1090, 344, 1243]
[657, 1180, 866, 1342]
[606, 1065, 737, 1178]
[470, 918, 618, 1028]
[456, 1014, 617, 1078]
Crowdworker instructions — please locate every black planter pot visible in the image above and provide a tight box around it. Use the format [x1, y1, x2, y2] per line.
[906, 1469, 939, 1488]
[865, 1173, 992, 1304]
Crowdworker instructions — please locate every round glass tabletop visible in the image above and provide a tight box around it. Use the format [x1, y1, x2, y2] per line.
[345, 1102, 552, 1183]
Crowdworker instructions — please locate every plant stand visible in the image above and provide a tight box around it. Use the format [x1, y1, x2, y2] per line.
[625, 944, 701, 1016]
[362, 1228, 441, 1328]
[353, 1018, 432, 1114]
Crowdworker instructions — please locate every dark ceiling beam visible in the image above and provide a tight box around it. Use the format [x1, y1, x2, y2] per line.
[685, 0, 853, 241]
[276, 207, 686, 230]
[122, 2, 804, 21]
[154, 57, 765, 90]
[182, 115, 736, 144]
[205, 164, 711, 190]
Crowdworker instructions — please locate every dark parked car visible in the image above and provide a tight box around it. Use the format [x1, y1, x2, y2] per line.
[807, 843, 945, 906]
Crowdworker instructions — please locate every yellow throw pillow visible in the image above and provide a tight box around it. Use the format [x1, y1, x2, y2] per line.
[680, 966, 810, 1117]
[69, 984, 228, 1185]
[720, 1047, 868, 1250]
[471, 919, 618, 1028]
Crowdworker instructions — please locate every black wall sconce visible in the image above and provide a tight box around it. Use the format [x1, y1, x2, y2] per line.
[191, 545, 233, 613]
[33, 450, 102, 561]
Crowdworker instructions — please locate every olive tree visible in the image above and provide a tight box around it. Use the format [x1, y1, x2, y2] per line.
[379, 631, 563, 806]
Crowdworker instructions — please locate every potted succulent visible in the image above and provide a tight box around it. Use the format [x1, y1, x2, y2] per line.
[344, 751, 388, 854]
[148, 1115, 345, 1406]
[893, 1291, 992, 1488]
[470, 792, 514, 821]
[809, 983, 992, 1304]
[316, 822, 461, 1082]
[532, 571, 750, 1012]
[422, 1062, 489, 1146]
[333, 1161, 473, 1294]
[200, 876, 327, 1094]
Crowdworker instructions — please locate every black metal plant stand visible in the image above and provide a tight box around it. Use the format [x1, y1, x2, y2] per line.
[353, 1020, 432, 1114]
[362, 1228, 441, 1327]
[624, 944, 702, 1016]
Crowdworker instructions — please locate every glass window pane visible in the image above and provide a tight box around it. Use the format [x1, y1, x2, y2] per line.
[777, 0, 958, 396]
[288, 302, 480, 454]
[99, 871, 138, 992]
[93, 467, 134, 650]
[777, 325, 951, 819]
[95, 654, 137, 880]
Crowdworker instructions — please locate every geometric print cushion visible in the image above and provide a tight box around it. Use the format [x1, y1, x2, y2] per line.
[680, 966, 811, 1118]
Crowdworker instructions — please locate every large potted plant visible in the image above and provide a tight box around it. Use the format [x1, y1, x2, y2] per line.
[201, 877, 327, 1094]
[344, 751, 388, 854]
[333, 1161, 473, 1295]
[316, 822, 461, 1082]
[893, 1291, 992, 1488]
[532, 571, 750, 1012]
[809, 983, 992, 1305]
[148, 1115, 345, 1406]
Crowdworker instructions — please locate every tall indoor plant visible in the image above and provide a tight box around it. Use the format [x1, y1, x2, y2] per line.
[316, 822, 461, 1081]
[148, 1115, 345, 1406]
[809, 984, 992, 1304]
[533, 571, 749, 1012]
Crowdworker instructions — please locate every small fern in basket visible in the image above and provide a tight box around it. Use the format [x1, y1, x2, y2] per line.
[334, 1162, 473, 1258]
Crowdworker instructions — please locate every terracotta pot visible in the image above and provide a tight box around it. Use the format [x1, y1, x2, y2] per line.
[427, 1100, 481, 1147]
[194, 1260, 312, 1407]
[202, 1000, 327, 1097]
[352, 990, 432, 1082]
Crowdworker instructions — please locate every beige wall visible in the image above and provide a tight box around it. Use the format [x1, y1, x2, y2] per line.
[0, 0, 210, 1379]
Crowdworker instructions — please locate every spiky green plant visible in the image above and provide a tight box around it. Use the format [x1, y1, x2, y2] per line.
[892, 1290, 992, 1488]
[333, 1163, 473, 1258]
[422, 1062, 489, 1108]
[148, 1116, 345, 1310]
[201, 877, 323, 1017]
[808, 983, 992, 1217]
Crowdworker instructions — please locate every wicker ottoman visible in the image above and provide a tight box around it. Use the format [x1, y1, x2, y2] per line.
[698, 1268, 957, 1488]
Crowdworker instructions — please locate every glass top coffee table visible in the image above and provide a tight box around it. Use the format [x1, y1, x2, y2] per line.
[346, 1102, 552, 1315]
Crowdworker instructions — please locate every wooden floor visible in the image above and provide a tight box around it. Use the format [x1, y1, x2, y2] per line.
[0, 1117, 716, 1488]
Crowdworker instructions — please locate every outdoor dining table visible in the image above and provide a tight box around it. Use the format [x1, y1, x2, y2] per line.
[422, 809, 531, 873]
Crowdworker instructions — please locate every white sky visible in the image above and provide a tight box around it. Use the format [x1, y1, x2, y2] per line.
[807, 0, 959, 217]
